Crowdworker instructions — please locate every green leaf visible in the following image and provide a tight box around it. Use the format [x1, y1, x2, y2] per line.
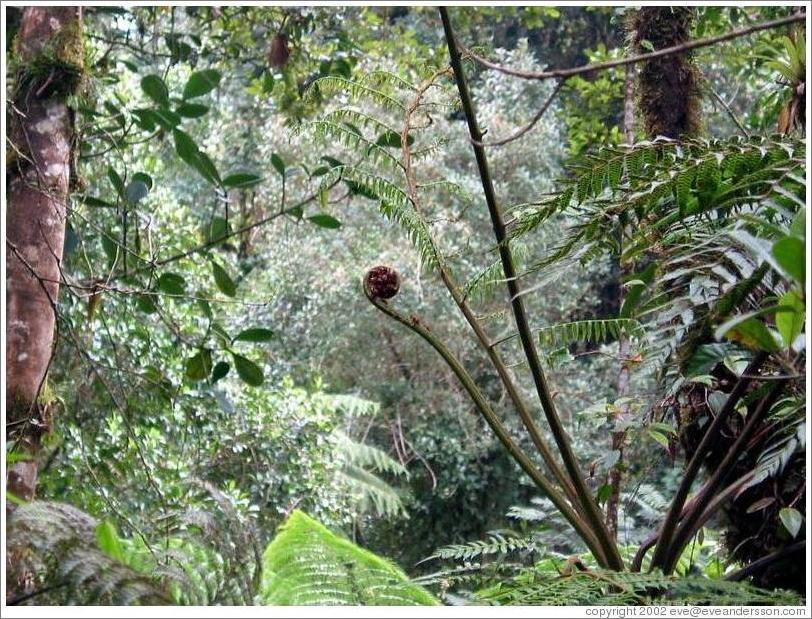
[234, 327, 274, 343]
[175, 102, 209, 118]
[776, 289, 805, 349]
[95, 520, 125, 563]
[375, 131, 413, 148]
[101, 234, 119, 267]
[779, 507, 803, 538]
[308, 214, 341, 229]
[107, 167, 125, 199]
[173, 129, 221, 186]
[211, 361, 230, 383]
[185, 349, 213, 381]
[211, 261, 237, 297]
[151, 108, 181, 129]
[223, 173, 263, 188]
[684, 343, 734, 377]
[196, 298, 212, 319]
[141, 74, 170, 107]
[136, 293, 158, 314]
[203, 216, 231, 243]
[772, 236, 805, 285]
[790, 207, 805, 239]
[596, 484, 613, 504]
[157, 272, 186, 295]
[183, 69, 221, 99]
[232, 353, 264, 386]
[271, 153, 286, 176]
[648, 429, 670, 448]
[716, 316, 780, 352]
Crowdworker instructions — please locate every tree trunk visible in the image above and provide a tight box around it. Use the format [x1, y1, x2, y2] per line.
[6, 6, 83, 506]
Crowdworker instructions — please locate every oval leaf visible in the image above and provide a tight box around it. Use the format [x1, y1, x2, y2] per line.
[772, 236, 805, 284]
[308, 214, 341, 229]
[234, 327, 274, 343]
[211, 361, 230, 383]
[183, 69, 221, 99]
[232, 353, 264, 386]
[185, 349, 213, 381]
[157, 272, 186, 295]
[776, 290, 805, 349]
[223, 173, 263, 188]
[211, 261, 237, 297]
[779, 506, 803, 538]
[141, 74, 170, 107]
[176, 102, 209, 118]
[271, 153, 286, 176]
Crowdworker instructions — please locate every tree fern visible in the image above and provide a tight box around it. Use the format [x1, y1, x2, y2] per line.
[6, 502, 170, 605]
[334, 430, 410, 518]
[6, 481, 261, 605]
[259, 510, 438, 605]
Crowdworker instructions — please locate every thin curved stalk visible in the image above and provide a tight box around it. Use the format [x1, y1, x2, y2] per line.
[440, 6, 623, 571]
[399, 74, 582, 511]
[365, 289, 609, 566]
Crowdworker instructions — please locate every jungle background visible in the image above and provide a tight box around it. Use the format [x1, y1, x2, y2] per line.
[3, 4, 808, 608]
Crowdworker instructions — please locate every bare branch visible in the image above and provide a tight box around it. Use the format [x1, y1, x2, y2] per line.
[463, 13, 805, 82]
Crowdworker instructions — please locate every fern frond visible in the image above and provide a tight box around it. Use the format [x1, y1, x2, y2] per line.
[477, 567, 802, 606]
[425, 531, 541, 563]
[305, 76, 405, 110]
[300, 120, 402, 170]
[537, 318, 645, 349]
[260, 510, 437, 605]
[7, 502, 171, 605]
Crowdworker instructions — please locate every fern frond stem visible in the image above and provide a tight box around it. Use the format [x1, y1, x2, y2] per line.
[630, 470, 754, 572]
[441, 6, 623, 571]
[399, 65, 582, 510]
[661, 378, 788, 574]
[461, 13, 805, 82]
[364, 290, 608, 566]
[649, 352, 768, 571]
[726, 541, 805, 583]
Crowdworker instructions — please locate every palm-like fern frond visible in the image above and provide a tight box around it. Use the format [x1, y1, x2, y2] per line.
[260, 510, 438, 605]
[334, 430, 410, 518]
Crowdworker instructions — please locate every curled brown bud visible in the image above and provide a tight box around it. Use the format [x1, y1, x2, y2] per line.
[268, 33, 290, 69]
[364, 266, 400, 300]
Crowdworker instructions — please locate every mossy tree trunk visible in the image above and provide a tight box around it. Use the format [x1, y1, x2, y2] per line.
[631, 7, 701, 139]
[6, 7, 83, 507]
